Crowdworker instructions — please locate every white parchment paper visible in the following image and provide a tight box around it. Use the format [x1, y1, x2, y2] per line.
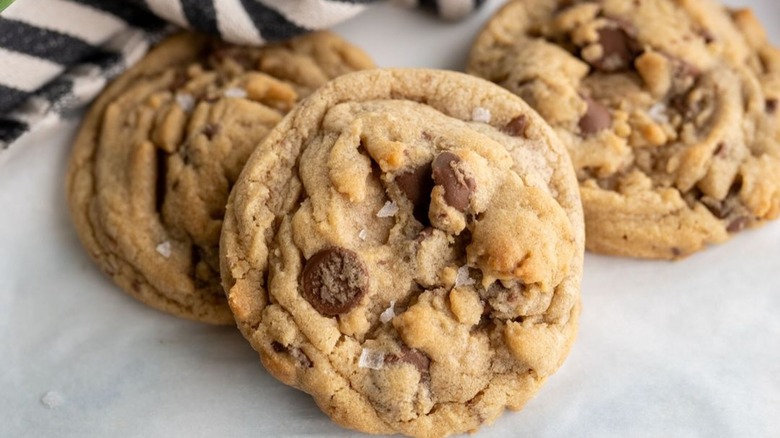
[2, 1, 779, 436]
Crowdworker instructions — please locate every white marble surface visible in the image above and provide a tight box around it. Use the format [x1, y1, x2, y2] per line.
[2, 1, 779, 436]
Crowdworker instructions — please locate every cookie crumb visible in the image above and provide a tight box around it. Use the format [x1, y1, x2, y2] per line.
[358, 229, 368, 240]
[155, 241, 172, 258]
[377, 201, 399, 218]
[648, 103, 668, 124]
[41, 391, 64, 409]
[224, 87, 247, 99]
[472, 107, 492, 123]
[358, 348, 385, 370]
[379, 301, 396, 323]
[175, 93, 195, 112]
[455, 265, 476, 287]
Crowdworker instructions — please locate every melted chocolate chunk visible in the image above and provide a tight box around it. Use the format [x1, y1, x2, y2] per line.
[727, 216, 750, 233]
[670, 92, 691, 117]
[169, 70, 189, 91]
[700, 29, 716, 44]
[203, 123, 221, 140]
[670, 76, 709, 120]
[579, 96, 612, 135]
[706, 203, 729, 220]
[385, 347, 431, 379]
[590, 26, 639, 72]
[663, 53, 702, 81]
[501, 115, 529, 137]
[432, 152, 476, 212]
[700, 182, 743, 220]
[302, 248, 368, 316]
[766, 98, 778, 114]
[415, 227, 435, 242]
[270, 342, 313, 368]
[396, 163, 434, 224]
[714, 143, 727, 157]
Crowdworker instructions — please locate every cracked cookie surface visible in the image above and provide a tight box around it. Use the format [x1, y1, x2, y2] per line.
[468, 0, 780, 259]
[220, 69, 584, 437]
[66, 32, 374, 324]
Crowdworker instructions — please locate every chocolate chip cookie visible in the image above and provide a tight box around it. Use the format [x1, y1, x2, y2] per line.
[66, 32, 374, 324]
[220, 69, 584, 436]
[468, 0, 780, 259]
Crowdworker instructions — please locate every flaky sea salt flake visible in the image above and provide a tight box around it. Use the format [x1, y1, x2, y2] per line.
[648, 103, 668, 124]
[379, 301, 396, 324]
[175, 93, 195, 112]
[455, 265, 476, 287]
[376, 201, 399, 218]
[224, 87, 247, 98]
[156, 241, 172, 258]
[358, 348, 385, 370]
[358, 229, 368, 240]
[472, 107, 492, 123]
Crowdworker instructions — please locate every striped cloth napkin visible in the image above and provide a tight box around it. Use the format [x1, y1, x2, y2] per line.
[0, 0, 484, 155]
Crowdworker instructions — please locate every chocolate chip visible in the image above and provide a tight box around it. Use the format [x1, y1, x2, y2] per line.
[270, 342, 312, 368]
[169, 71, 189, 91]
[703, 199, 728, 219]
[203, 123, 220, 140]
[670, 93, 690, 117]
[663, 53, 701, 80]
[699, 181, 744, 220]
[590, 27, 638, 72]
[766, 98, 778, 114]
[727, 216, 750, 233]
[396, 163, 434, 224]
[676, 60, 701, 78]
[302, 248, 368, 316]
[501, 115, 529, 137]
[415, 227, 435, 242]
[432, 152, 475, 212]
[701, 30, 716, 44]
[579, 96, 612, 135]
[385, 347, 430, 378]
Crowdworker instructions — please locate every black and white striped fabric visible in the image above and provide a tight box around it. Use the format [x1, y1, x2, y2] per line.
[0, 0, 484, 157]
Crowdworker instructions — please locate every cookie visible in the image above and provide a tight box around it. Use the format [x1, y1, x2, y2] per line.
[468, 0, 780, 259]
[220, 69, 584, 437]
[66, 31, 374, 324]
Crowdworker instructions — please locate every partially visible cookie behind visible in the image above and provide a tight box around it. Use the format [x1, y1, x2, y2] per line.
[468, 0, 780, 259]
[67, 32, 374, 324]
[220, 69, 584, 437]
